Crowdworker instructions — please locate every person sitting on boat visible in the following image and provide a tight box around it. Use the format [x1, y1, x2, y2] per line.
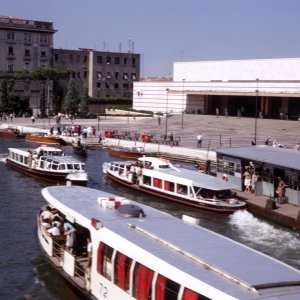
[47, 223, 60, 236]
[40, 206, 54, 228]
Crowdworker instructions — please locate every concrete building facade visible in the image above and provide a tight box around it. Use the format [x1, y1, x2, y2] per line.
[133, 58, 300, 119]
[53, 48, 140, 98]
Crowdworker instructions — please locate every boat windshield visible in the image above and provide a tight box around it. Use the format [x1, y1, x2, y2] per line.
[158, 164, 170, 169]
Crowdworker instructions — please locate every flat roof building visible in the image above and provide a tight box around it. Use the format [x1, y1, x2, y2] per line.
[133, 58, 300, 119]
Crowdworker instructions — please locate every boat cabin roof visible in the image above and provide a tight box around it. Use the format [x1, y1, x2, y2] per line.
[117, 157, 235, 191]
[42, 185, 300, 299]
[40, 155, 84, 164]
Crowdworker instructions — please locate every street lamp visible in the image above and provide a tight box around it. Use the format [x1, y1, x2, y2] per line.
[181, 79, 185, 128]
[254, 78, 259, 145]
[165, 88, 169, 135]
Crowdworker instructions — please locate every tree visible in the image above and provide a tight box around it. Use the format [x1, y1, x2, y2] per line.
[0, 78, 15, 112]
[62, 78, 80, 115]
[79, 85, 90, 117]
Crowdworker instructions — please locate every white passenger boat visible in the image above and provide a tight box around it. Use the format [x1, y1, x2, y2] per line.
[103, 157, 246, 214]
[37, 184, 300, 300]
[6, 146, 88, 185]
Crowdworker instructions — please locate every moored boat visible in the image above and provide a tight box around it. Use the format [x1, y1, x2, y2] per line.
[6, 145, 88, 185]
[37, 184, 300, 300]
[108, 146, 154, 159]
[0, 127, 24, 138]
[103, 156, 246, 214]
[25, 132, 62, 145]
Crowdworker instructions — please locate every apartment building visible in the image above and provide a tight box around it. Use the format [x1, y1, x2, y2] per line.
[0, 15, 140, 115]
[53, 48, 140, 98]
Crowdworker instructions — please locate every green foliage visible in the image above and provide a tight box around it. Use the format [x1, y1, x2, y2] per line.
[79, 85, 90, 117]
[32, 67, 70, 80]
[88, 96, 132, 105]
[0, 78, 15, 112]
[62, 78, 80, 115]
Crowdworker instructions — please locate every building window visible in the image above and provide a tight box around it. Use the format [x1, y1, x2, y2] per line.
[107, 72, 111, 79]
[106, 56, 111, 64]
[77, 72, 81, 78]
[70, 54, 73, 63]
[7, 32, 15, 40]
[97, 56, 102, 64]
[54, 53, 59, 61]
[124, 58, 128, 65]
[114, 57, 120, 64]
[97, 82, 101, 88]
[84, 70, 87, 78]
[132, 57, 136, 65]
[41, 50, 46, 57]
[115, 72, 119, 79]
[77, 55, 81, 63]
[25, 62, 30, 70]
[25, 49, 30, 56]
[40, 34, 48, 43]
[97, 72, 102, 80]
[24, 33, 31, 42]
[123, 83, 129, 90]
[8, 45, 14, 55]
[84, 55, 87, 63]
[105, 83, 110, 89]
[114, 83, 119, 89]
[123, 73, 128, 80]
[131, 73, 137, 80]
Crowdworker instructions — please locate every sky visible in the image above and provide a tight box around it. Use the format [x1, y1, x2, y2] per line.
[2, 0, 300, 77]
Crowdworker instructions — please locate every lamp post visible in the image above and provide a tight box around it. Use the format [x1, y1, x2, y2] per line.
[181, 79, 185, 128]
[254, 78, 259, 145]
[165, 88, 169, 135]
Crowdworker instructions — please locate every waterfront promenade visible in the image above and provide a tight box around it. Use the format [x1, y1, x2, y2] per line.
[1, 113, 300, 230]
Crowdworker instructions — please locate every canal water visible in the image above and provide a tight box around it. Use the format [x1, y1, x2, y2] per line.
[0, 138, 299, 300]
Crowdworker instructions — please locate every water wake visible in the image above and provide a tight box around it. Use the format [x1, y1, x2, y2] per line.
[229, 210, 300, 249]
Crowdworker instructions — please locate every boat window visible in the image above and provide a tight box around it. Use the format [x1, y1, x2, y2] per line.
[16, 154, 19, 161]
[40, 161, 45, 169]
[143, 175, 151, 185]
[132, 262, 154, 299]
[155, 275, 180, 300]
[46, 158, 53, 163]
[67, 164, 74, 170]
[41, 157, 47, 161]
[182, 287, 211, 300]
[59, 164, 66, 170]
[52, 163, 59, 170]
[24, 157, 28, 165]
[177, 184, 187, 195]
[74, 164, 81, 170]
[153, 178, 162, 189]
[20, 155, 24, 164]
[97, 242, 114, 280]
[164, 180, 175, 192]
[114, 251, 132, 293]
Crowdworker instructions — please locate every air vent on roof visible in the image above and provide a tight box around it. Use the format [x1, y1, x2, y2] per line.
[117, 204, 145, 218]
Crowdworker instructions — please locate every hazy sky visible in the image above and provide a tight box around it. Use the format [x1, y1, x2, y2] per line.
[2, 0, 300, 77]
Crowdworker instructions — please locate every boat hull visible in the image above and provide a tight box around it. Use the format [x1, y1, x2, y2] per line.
[108, 148, 155, 159]
[106, 173, 246, 214]
[0, 129, 24, 138]
[6, 159, 87, 186]
[25, 135, 61, 145]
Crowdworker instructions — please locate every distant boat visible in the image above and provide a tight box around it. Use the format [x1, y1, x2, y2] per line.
[108, 146, 154, 159]
[103, 156, 246, 214]
[0, 127, 24, 138]
[6, 145, 88, 185]
[25, 132, 62, 145]
[72, 142, 88, 157]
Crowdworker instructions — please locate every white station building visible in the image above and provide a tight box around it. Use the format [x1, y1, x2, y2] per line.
[133, 58, 300, 119]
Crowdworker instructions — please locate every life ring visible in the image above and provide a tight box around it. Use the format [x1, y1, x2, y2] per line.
[222, 175, 228, 181]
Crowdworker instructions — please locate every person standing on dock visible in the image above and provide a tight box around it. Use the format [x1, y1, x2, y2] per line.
[197, 134, 203, 148]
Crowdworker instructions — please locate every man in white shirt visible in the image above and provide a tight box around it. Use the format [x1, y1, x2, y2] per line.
[197, 134, 203, 148]
[47, 223, 60, 236]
